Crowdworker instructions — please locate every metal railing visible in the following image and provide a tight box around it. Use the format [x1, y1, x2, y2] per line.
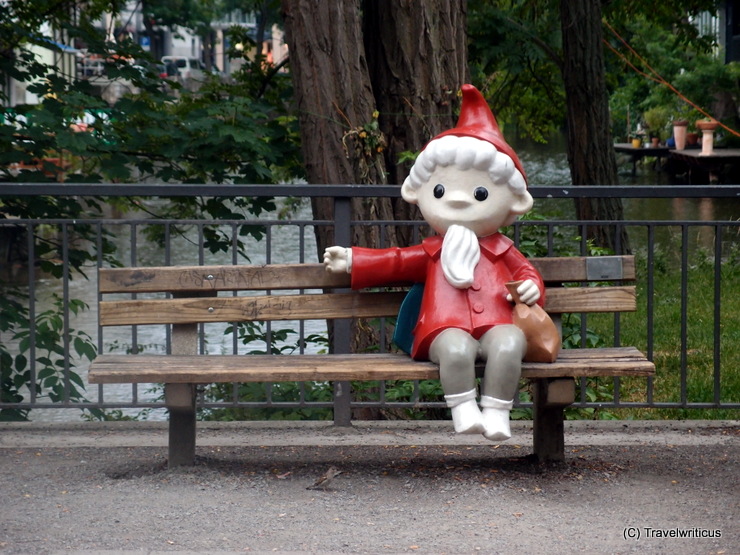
[1, 183, 739, 422]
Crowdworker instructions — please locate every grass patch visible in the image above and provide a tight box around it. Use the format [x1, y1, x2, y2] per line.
[585, 241, 740, 420]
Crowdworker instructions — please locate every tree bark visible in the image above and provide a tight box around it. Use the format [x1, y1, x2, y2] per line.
[282, 0, 468, 252]
[281, 1, 468, 412]
[281, 0, 390, 254]
[362, 0, 468, 240]
[560, 0, 630, 254]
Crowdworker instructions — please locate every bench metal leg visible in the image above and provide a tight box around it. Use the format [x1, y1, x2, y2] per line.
[333, 380, 352, 427]
[532, 378, 575, 462]
[165, 383, 196, 468]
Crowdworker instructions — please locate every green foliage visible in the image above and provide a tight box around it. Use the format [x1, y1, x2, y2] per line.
[201, 381, 334, 421]
[611, 245, 740, 420]
[0, 0, 302, 420]
[605, 13, 739, 143]
[225, 321, 329, 355]
[468, 1, 730, 145]
[199, 319, 332, 420]
[0, 293, 97, 421]
[0, 216, 118, 421]
[468, 1, 565, 142]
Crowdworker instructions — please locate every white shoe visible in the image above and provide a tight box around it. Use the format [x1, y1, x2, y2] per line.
[480, 396, 513, 442]
[445, 389, 484, 435]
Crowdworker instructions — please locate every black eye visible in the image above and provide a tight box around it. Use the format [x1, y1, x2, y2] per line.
[433, 184, 445, 198]
[474, 187, 489, 201]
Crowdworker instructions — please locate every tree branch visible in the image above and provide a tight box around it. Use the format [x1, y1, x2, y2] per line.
[504, 15, 564, 71]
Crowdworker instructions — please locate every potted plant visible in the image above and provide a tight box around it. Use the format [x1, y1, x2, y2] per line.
[671, 103, 703, 149]
[643, 106, 670, 146]
[671, 117, 689, 149]
[696, 117, 720, 155]
[629, 122, 647, 148]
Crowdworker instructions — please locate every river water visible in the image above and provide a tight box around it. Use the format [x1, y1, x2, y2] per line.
[14, 140, 739, 421]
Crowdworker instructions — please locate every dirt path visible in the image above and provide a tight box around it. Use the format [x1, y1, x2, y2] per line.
[1, 421, 737, 554]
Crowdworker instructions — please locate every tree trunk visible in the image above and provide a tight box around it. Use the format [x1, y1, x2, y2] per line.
[282, 0, 468, 251]
[281, 0, 392, 255]
[362, 0, 468, 238]
[560, 0, 630, 254]
[281, 1, 468, 418]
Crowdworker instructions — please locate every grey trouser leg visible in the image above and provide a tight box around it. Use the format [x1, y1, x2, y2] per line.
[429, 328, 478, 396]
[479, 325, 526, 401]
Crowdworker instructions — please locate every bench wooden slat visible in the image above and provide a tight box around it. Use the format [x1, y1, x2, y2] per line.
[99, 291, 409, 326]
[98, 256, 636, 294]
[98, 285, 636, 326]
[546, 285, 636, 313]
[98, 264, 350, 294]
[534, 255, 635, 282]
[89, 347, 654, 384]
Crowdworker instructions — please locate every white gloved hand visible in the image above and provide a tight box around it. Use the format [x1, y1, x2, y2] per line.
[506, 278, 540, 305]
[323, 246, 352, 274]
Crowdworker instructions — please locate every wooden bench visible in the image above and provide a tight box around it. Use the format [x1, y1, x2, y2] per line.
[89, 255, 655, 467]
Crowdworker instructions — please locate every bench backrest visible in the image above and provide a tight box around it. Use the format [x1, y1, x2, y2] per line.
[98, 255, 637, 327]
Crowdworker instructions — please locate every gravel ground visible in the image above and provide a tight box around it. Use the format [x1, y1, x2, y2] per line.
[0, 421, 738, 555]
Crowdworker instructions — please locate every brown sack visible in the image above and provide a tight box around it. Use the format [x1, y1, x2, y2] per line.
[506, 281, 561, 363]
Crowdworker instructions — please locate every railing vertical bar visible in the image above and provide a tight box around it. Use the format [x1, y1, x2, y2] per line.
[298, 224, 306, 356]
[578, 223, 589, 405]
[333, 196, 353, 426]
[680, 224, 689, 407]
[297, 224, 309, 407]
[96, 221, 104, 405]
[165, 222, 172, 357]
[612, 223, 625, 405]
[62, 223, 71, 404]
[26, 222, 37, 404]
[129, 223, 138, 403]
[265, 224, 273, 354]
[197, 223, 206, 356]
[231, 223, 239, 356]
[197, 222, 205, 265]
[713, 224, 722, 405]
[646, 224, 655, 405]
[580, 223, 588, 255]
[264, 224, 273, 403]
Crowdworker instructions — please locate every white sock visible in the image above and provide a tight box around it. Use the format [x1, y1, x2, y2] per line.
[444, 389, 484, 435]
[480, 396, 513, 442]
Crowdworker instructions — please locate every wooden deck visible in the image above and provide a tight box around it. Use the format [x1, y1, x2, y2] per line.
[614, 143, 671, 176]
[614, 143, 740, 182]
[669, 148, 740, 183]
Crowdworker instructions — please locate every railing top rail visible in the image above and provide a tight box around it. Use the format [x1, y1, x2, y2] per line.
[1, 183, 739, 199]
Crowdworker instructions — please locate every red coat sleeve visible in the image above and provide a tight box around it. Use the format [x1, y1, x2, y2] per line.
[350, 245, 429, 290]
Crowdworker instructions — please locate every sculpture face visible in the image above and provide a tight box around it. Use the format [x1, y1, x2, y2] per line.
[402, 164, 533, 237]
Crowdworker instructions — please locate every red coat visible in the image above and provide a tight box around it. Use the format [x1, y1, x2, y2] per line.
[351, 233, 545, 360]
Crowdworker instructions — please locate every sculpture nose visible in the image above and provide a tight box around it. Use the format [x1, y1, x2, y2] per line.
[445, 192, 471, 209]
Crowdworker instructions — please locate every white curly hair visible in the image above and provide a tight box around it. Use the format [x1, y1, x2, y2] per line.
[403, 135, 527, 195]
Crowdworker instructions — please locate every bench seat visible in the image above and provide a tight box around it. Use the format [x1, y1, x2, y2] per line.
[90, 348, 654, 383]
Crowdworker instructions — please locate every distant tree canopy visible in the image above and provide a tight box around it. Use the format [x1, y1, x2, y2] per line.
[2, 0, 735, 218]
[467, 0, 733, 253]
[1, 0, 303, 231]
[469, 0, 726, 143]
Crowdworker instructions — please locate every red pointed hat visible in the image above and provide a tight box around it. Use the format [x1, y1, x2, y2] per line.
[433, 84, 526, 181]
